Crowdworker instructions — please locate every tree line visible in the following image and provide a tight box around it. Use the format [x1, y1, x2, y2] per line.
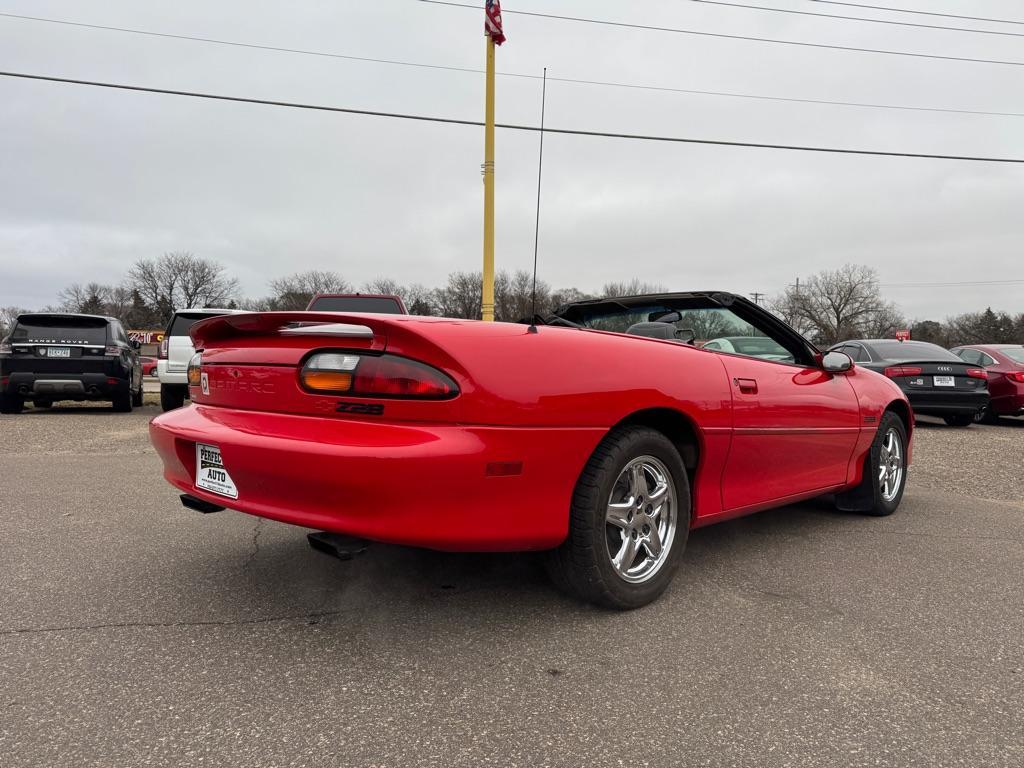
[1, 254, 1021, 349]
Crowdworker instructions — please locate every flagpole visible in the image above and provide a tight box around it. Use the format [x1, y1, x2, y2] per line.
[481, 34, 496, 322]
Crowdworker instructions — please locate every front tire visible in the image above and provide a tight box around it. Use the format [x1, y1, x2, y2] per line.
[545, 425, 690, 610]
[835, 411, 908, 516]
[0, 393, 24, 414]
[160, 384, 186, 412]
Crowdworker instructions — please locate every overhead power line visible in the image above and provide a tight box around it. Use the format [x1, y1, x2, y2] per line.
[418, 0, 1024, 68]
[689, 0, 1024, 38]
[809, 1, 1024, 27]
[3, 11, 1024, 118]
[3, 70, 1024, 164]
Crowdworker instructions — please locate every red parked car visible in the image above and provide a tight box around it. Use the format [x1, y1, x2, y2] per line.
[150, 292, 912, 608]
[140, 356, 159, 377]
[951, 344, 1024, 422]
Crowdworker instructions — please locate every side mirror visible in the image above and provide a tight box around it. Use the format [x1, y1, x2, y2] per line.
[821, 351, 853, 373]
[130, 339, 142, 350]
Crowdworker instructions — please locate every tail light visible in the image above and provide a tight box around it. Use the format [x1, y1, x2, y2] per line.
[1007, 372, 1024, 384]
[300, 353, 458, 399]
[0, 340, 11, 355]
[966, 368, 988, 380]
[105, 345, 122, 356]
[884, 366, 923, 378]
[187, 352, 203, 387]
[158, 336, 168, 359]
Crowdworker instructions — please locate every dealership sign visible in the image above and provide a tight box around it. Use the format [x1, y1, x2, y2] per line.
[128, 330, 165, 345]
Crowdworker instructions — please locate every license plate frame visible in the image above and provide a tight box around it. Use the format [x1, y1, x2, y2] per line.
[933, 375, 955, 387]
[195, 443, 239, 499]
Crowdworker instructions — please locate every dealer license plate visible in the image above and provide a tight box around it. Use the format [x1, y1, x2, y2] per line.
[196, 443, 238, 499]
[47, 347, 71, 358]
[933, 375, 955, 387]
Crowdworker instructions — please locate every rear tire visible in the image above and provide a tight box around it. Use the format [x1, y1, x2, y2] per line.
[835, 411, 908, 516]
[975, 405, 1000, 425]
[544, 425, 690, 610]
[112, 392, 133, 413]
[132, 385, 144, 407]
[33, 400, 53, 409]
[160, 384, 186, 412]
[943, 414, 974, 427]
[0, 393, 24, 414]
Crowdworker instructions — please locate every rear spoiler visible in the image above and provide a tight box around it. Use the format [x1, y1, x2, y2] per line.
[190, 312, 399, 350]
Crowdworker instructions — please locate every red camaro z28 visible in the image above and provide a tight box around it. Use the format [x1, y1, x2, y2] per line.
[150, 292, 912, 608]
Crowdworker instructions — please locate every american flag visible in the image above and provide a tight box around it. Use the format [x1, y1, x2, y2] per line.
[485, 0, 506, 46]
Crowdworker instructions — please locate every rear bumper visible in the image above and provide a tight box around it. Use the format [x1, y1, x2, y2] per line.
[906, 390, 989, 417]
[992, 392, 1024, 416]
[2, 371, 129, 399]
[157, 360, 188, 385]
[150, 405, 605, 551]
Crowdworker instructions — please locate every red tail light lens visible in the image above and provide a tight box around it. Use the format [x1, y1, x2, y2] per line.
[1007, 372, 1024, 384]
[301, 353, 458, 399]
[884, 366, 923, 378]
[158, 337, 168, 359]
[105, 345, 121, 356]
[966, 368, 988, 380]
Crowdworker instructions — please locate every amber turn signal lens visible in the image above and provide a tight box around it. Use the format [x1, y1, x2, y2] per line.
[301, 370, 353, 393]
[186, 352, 203, 386]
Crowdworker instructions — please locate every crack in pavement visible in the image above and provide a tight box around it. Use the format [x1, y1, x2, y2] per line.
[0, 609, 347, 638]
[243, 518, 265, 569]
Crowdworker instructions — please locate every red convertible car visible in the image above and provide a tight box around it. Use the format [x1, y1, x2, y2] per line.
[150, 292, 912, 608]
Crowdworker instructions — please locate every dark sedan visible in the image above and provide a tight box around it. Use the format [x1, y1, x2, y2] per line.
[829, 339, 989, 427]
[951, 344, 1024, 422]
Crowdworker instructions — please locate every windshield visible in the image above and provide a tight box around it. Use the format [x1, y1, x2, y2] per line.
[1002, 347, 1024, 363]
[11, 316, 108, 345]
[308, 296, 403, 313]
[870, 341, 962, 362]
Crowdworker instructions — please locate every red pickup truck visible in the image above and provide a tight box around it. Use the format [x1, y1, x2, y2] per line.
[305, 294, 408, 313]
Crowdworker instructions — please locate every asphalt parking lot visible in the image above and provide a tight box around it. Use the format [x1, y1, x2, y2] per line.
[1, 407, 1022, 767]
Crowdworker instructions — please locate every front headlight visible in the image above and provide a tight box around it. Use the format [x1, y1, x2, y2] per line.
[187, 352, 203, 387]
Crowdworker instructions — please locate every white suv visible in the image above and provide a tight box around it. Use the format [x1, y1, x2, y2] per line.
[157, 308, 246, 411]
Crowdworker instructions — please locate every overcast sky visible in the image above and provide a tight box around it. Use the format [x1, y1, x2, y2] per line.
[1, 0, 1023, 320]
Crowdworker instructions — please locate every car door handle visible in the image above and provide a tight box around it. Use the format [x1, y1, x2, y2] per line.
[734, 377, 758, 394]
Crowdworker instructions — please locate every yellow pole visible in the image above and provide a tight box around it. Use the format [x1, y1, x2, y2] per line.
[481, 35, 496, 321]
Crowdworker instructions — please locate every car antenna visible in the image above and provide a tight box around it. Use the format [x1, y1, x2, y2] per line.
[527, 68, 548, 335]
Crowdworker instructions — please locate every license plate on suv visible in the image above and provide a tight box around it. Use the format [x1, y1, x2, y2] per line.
[47, 347, 71, 358]
[933, 375, 955, 387]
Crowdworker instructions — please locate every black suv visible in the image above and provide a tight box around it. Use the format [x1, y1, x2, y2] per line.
[0, 313, 143, 414]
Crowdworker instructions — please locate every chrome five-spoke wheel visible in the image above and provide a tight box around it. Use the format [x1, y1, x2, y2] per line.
[878, 426, 903, 503]
[605, 455, 677, 584]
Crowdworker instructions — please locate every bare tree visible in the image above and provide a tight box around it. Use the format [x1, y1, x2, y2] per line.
[601, 279, 668, 298]
[404, 283, 437, 316]
[771, 265, 902, 346]
[268, 270, 352, 310]
[433, 271, 481, 319]
[172, 253, 239, 309]
[495, 270, 550, 322]
[1, 306, 28, 338]
[362, 277, 404, 296]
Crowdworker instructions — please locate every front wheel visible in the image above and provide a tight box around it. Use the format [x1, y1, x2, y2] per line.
[545, 425, 690, 609]
[943, 414, 974, 427]
[836, 411, 908, 516]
